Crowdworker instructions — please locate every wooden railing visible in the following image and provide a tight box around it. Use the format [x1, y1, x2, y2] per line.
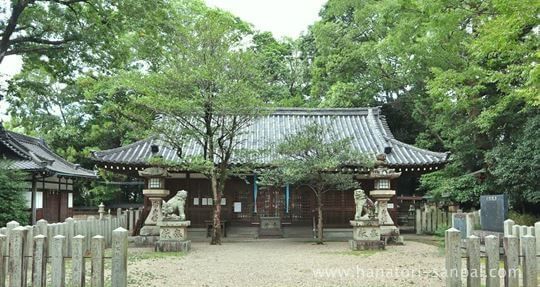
[0, 219, 128, 287]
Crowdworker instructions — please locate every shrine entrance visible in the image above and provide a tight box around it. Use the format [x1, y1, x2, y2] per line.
[256, 186, 284, 218]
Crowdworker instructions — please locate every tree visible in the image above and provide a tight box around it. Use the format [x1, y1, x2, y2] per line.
[251, 32, 312, 106]
[414, 0, 539, 211]
[0, 0, 118, 64]
[487, 114, 540, 210]
[259, 123, 372, 244]
[108, 5, 265, 245]
[0, 161, 29, 226]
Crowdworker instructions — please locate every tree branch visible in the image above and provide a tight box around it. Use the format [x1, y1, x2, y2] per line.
[10, 36, 77, 45]
[0, 0, 32, 63]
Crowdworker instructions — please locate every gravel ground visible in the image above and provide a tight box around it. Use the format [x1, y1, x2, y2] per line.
[127, 238, 446, 287]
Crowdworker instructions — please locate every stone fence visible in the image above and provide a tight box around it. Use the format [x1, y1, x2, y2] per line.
[0, 215, 131, 287]
[445, 222, 540, 287]
[415, 206, 454, 234]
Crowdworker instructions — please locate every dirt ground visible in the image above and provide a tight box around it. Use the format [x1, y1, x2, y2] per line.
[126, 238, 447, 287]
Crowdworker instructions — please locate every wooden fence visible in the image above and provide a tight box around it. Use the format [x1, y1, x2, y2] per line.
[415, 206, 454, 234]
[445, 221, 540, 287]
[0, 214, 131, 287]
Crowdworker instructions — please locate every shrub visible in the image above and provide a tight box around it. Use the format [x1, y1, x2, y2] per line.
[508, 211, 539, 226]
[0, 161, 29, 226]
[433, 224, 449, 238]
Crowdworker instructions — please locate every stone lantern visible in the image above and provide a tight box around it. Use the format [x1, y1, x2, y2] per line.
[369, 154, 403, 243]
[138, 167, 170, 239]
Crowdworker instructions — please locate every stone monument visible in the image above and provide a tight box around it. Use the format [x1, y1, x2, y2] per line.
[138, 167, 170, 245]
[349, 189, 385, 250]
[155, 190, 191, 252]
[369, 154, 403, 244]
[480, 194, 508, 232]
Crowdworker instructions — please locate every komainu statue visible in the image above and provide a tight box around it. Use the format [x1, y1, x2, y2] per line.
[354, 189, 375, 220]
[162, 190, 188, 221]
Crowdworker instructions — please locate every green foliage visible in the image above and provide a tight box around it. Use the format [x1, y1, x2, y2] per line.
[419, 164, 488, 208]
[508, 211, 539, 227]
[487, 114, 540, 207]
[259, 123, 373, 192]
[0, 161, 29, 226]
[433, 224, 450, 238]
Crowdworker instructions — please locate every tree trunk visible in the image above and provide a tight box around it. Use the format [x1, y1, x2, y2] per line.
[210, 172, 222, 245]
[316, 195, 324, 244]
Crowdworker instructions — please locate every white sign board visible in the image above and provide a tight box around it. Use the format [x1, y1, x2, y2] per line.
[234, 202, 242, 213]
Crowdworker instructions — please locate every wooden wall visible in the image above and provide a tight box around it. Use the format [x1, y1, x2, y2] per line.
[160, 175, 400, 228]
[24, 175, 74, 223]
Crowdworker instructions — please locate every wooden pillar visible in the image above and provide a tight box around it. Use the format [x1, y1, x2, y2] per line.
[253, 175, 258, 213]
[285, 184, 290, 214]
[31, 174, 37, 225]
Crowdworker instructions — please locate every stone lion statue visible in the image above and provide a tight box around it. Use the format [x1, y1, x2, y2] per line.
[354, 189, 376, 220]
[162, 190, 188, 221]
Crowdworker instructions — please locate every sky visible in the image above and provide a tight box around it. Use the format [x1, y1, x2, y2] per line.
[0, 0, 326, 121]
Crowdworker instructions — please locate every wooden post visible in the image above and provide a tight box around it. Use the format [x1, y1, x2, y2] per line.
[442, 211, 447, 228]
[91, 236, 105, 287]
[415, 209, 421, 235]
[437, 209, 443, 230]
[503, 235, 519, 287]
[128, 209, 134, 233]
[111, 228, 128, 287]
[485, 235, 500, 287]
[32, 235, 46, 287]
[466, 235, 480, 287]
[8, 226, 26, 287]
[426, 208, 432, 233]
[0, 234, 6, 287]
[51, 235, 65, 287]
[71, 235, 85, 287]
[522, 235, 537, 287]
[445, 228, 461, 287]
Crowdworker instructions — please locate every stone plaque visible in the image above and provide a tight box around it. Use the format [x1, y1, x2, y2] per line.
[480, 194, 508, 232]
[452, 213, 468, 239]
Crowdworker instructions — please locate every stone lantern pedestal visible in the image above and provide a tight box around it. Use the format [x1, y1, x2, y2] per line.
[370, 189, 402, 244]
[136, 167, 170, 246]
[368, 154, 404, 244]
[155, 220, 191, 252]
[349, 219, 385, 250]
[140, 189, 170, 237]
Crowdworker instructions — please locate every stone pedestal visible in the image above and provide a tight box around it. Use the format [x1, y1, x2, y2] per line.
[139, 189, 170, 238]
[370, 189, 403, 244]
[258, 217, 282, 238]
[349, 219, 385, 250]
[155, 220, 191, 252]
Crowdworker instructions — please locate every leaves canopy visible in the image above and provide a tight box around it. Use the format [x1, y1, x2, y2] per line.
[259, 123, 372, 193]
[0, 161, 29, 226]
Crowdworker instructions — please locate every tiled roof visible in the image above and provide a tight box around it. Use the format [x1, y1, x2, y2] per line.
[0, 127, 97, 178]
[92, 107, 449, 167]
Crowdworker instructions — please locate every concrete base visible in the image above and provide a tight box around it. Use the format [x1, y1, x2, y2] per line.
[380, 225, 402, 245]
[155, 240, 191, 252]
[351, 219, 381, 241]
[349, 239, 385, 251]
